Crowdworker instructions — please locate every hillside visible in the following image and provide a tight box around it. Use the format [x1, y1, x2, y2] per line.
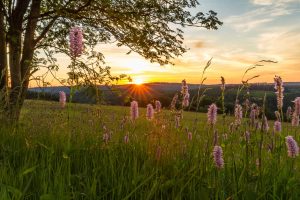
[27, 82, 300, 119]
[0, 100, 299, 199]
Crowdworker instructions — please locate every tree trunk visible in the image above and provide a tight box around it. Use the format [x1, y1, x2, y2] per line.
[0, 11, 8, 110]
[5, 0, 39, 121]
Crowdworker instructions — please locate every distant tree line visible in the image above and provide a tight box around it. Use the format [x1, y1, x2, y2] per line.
[26, 84, 300, 120]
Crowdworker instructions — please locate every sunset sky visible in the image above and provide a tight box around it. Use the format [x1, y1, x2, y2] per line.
[31, 0, 300, 87]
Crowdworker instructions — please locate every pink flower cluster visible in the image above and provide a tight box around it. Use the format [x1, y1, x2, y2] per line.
[213, 146, 224, 169]
[130, 101, 139, 120]
[234, 104, 243, 125]
[59, 91, 66, 108]
[291, 97, 300, 126]
[274, 120, 281, 132]
[285, 136, 299, 158]
[155, 100, 162, 112]
[70, 27, 83, 58]
[274, 76, 284, 110]
[181, 79, 190, 107]
[146, 104, 154, 120]
[207, 103, 217, 126]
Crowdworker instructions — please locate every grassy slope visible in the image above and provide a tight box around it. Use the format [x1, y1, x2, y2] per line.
[0, 100, 299, 199]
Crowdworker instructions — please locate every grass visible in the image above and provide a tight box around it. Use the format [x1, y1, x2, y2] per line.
[0, 100, 299, 199]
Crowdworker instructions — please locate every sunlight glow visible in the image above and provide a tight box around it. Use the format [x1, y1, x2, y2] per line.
[133, 78, 144, 85]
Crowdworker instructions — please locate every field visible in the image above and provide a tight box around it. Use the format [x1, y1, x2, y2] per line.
[0, 100, 299, 199]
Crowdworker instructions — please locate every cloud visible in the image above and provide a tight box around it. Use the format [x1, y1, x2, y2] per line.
[193, 41, 206, 48]
[252, 0, 300, 5]
[226, 1, 297, 32]
[252, 0, 273, 5]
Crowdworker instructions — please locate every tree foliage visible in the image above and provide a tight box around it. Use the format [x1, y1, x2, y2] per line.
[0, 0, 222, 120]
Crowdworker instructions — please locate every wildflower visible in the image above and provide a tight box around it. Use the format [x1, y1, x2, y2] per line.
[59, 91, 66, 108]
[155, 100, 162, 112]
[285, 136, 299, 158]
[181, 79, 188, 95]
[250, 109, 256, 126]
[181, 79, 190, 107]
[262, 116, 269, 132]
[274, 76, 284, 110]
[213, 146, 224, 169]
[207, 103, 218, 126]
[244, 99, 250, 112]
[182, 93, 190, 107]
[187, 132, 192, 141]
[146, 104, 154, 120]
[291, 113, 299, 127]
[69, 27, 83, 58]
[274, 120, 281, 132]
[130, 101, 139, 120]
[292, 97, 300, 115]
[286, 106, 292, 121]
[170, 94, 178, 110]
[124, 134, 129, 144]
[234, 104, 243, 125]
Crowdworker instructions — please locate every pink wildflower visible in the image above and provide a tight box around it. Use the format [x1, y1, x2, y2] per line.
[155, 100, 162, 112]
[234, 104, 243, 125]
[130, 101, 139, 120]
[59, 91, 66, 108]
[181, 79, 188, 95]
[292, 97, 300, 115]
[146, 104, 154, 120]
[262, 116, 269, 132]
[124, 134, 129, 144]
[274, 76, 284, 110]
[187, 132, 192, 141]
[213, 146, 224, 169]
[182, 93, 190, 107]
[170, 94, 178, 110]
[207, 103, 218, 126]
[181, 79, 190, 107]
[285, 136, 299, 158]
[291, 113, 299, 127]
[69, 27, 83, 58]
[274, 120, 281, 132]
[286, 106, 292, 121]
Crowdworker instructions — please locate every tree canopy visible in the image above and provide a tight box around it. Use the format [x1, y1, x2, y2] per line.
[0, 0, 222, 120]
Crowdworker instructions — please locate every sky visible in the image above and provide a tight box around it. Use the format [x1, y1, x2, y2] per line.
[30, 0, 300, 87]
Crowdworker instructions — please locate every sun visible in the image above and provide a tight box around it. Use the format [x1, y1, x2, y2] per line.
[133, 78, 144, 85]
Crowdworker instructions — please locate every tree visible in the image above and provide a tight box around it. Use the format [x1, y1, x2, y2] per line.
[0, 0, 222, 121]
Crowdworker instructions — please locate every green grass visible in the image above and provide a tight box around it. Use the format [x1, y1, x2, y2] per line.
[0, 100, 299, 199]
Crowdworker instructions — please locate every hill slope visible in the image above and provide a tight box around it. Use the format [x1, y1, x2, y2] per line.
[0, 100, 299, 199]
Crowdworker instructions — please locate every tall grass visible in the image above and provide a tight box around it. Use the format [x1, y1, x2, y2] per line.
[0, 100, 299, 199]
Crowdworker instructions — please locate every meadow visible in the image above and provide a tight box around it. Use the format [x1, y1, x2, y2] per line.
[0, 96, 299, 199]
